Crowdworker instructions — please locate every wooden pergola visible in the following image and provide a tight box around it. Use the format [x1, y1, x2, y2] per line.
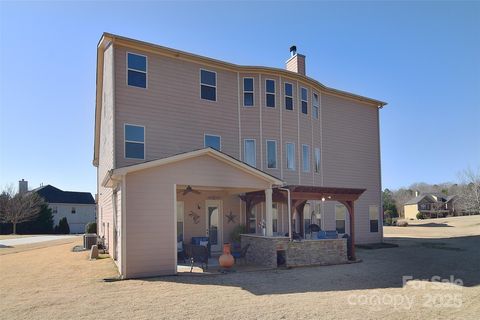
[240, 185, 366, 260]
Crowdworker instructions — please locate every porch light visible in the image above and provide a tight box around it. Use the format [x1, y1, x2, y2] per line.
[321, 197, 325, 202]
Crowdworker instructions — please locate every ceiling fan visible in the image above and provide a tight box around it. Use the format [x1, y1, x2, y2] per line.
[182, 185, 201, 196]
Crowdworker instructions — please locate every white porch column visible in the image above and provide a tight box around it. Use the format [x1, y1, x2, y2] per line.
[265, 188, 273, 237]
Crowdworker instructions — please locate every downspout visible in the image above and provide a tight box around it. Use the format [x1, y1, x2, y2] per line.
[277, 187, 292, 242]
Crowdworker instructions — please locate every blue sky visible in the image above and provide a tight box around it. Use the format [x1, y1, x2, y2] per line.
[1, 1, 479, 195]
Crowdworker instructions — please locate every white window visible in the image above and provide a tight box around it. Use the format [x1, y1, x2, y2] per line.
[244, 139, 256, 167]
[284, 82, 294, 110]
[314, 148, 321, 174]
[243, 78, 254, 107]
[52, 206, 58, 214]
[272, 203, 278, 233]
[127, 52, 147, 88]
[302, 144, 310, 172]
[125, 124, 145, 159]
[286, 143, 295, 170]
[71, 207, 76, 214]
[266, 140, 277, 169]
[301, 87, 308, 115]
[266, 79, 275, 108]
[200, 69, 216, 101]
[335, 205, 346, 234]
[204, 134, 221, 151]
[369, 205, 379, 232]
[313, 93, 319, 119]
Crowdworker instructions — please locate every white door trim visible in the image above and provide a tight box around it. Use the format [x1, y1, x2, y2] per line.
[205, 200, 223, 252]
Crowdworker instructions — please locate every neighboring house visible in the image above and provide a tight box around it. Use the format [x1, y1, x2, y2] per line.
[32, 183, 96, 233]
[404, 192, 457, 220]
[94, 33, 387, 278]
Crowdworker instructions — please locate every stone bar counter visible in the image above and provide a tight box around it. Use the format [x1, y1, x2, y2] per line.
[240, 234, 347, 268]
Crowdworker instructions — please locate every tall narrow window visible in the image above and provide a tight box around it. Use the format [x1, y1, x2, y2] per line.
[312, 93, 319, 119]
[177, 201, 184, 242]
[286, 143, 295, 170]
[266, 79, 275, 108]
[125, 124, 145, 159]
[335, 204, 346, 234]
[301, 87, 308, 114]
[243, 78, 254, 107]
[244, 139, 256, 167]
[284, 83, 293, 110]
[204, 134, 221, 150]
[314, 148, 321, 173]
[266, 140, 277, 169]
[248, 205, 257, 234]
[369, 205, 379, 232]
[272, 203, 278, 233]
[302, 144, 310, 172]
[127, 53, 147, 88]
[200, 69, 216, 101]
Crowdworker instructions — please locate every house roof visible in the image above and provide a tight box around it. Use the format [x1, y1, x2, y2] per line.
[103, 147, 284, 187]
[93, 32, 388, 166]
[33, 185, 95, 205]
[404, 194, 435, 205]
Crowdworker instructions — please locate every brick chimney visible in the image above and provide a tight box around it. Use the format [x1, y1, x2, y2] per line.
[19, 179, 28, 194]
[286, 45, 306, 76]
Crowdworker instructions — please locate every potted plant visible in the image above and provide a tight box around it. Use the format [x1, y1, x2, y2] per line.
[230, 224, 247, 251]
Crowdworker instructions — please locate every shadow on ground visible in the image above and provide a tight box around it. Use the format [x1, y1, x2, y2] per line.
[137, 235, 479, 295]
[408, 222, 453, 228]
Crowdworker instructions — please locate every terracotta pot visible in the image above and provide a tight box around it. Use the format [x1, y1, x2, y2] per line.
[219, 243, 234, 268]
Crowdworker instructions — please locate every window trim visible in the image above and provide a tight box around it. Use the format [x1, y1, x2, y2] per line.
[284, 82, 294, 111]
[312, 92, 319, 119]
[266, 139, 278, 169]
[124, 123, 146, 160]
[301, 87, 308, 115]
[335, 204, 346, 234]
[302, 144, 310, 173]
[314, 147, 321, 174]
[204, 133, 222, 151]
[200, 68, 217, 102]
[265, 78, 276, 108]
[369, 205, 380, 233]
[286, 142, 296, 171]
[243, 77, 254, 107]
[126, 52, 148, 89]
[71, 207, 76, 214]
[244, 138, 257, 167]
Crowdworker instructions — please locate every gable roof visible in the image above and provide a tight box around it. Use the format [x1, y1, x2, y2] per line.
[404, 194, 435, 205]
[103, 147, 284, 187]
[33, 185, 95, 205]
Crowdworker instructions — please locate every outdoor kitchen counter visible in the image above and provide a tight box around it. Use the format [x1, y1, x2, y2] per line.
[240, 234, 347, 268]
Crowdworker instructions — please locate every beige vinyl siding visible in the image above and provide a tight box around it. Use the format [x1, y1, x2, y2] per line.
[281, 78, 300, 184]
[404, 204, 419, 220]
[97, 44, 115, 249]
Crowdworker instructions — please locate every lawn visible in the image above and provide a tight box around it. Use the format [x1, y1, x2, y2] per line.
[0, 216, 479, 320]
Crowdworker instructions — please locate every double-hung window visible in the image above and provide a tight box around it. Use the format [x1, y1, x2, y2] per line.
[266, 79, 275, 108]
[369, 205, 379, 232]
[286, 143, 295, 170]
[125, 124, 145, 159]
[200, 69, 216, 101]
[335, 205, 346, 234]
[314, 148, 321, 174]
[301, 87, 308, 114]
[312, 93, 319, 119]
[127, 53, 147, 88]
[243, 78, 254, 107]
[266, 140, 277, 169]
[284, 83, 293, 110]
[302, 144, 310, 172]
[204, 134, 221, 151]
[244, 139, 256, 167]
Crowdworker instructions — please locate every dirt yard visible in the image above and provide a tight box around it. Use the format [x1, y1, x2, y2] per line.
[1, 216, 479, 320]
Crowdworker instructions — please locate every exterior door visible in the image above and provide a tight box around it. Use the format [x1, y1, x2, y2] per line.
[205, 200, 222, 252]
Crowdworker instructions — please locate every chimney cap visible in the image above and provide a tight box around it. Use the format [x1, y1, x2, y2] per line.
[289, 45, 297, 56]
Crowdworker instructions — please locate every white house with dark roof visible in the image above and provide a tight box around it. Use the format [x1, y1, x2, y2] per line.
[32, 183, 96, 233]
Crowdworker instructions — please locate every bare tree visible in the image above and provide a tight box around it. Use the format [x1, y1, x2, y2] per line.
[0, 186, 44, 234]
[457, 167, 480, 215]
[392, 188, 414, 217]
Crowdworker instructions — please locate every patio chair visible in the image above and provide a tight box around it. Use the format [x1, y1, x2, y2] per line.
[184, 244, 209, 272]
[232, 244, 250, 265]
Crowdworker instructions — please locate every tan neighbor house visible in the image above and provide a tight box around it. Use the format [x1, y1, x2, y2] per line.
[93, 33, 387, 278]
[404, 192, 457, 220]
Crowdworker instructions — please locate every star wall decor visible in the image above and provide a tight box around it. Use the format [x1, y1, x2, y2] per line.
[189, 211, 200, 224]
[225, 211, 237, 224]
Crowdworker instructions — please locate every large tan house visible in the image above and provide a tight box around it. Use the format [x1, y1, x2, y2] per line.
[94, 33, 387, 278]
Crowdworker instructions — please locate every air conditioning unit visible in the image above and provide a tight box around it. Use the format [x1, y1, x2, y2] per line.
[83, 233, 97, 250]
